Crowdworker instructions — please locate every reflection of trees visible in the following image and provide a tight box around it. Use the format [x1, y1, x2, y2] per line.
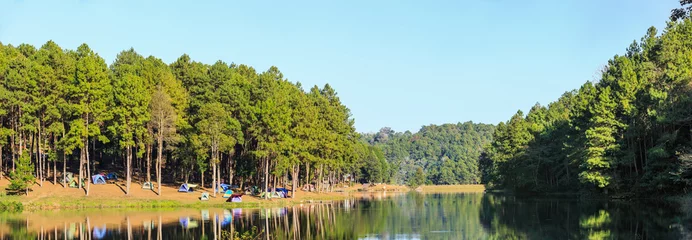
[242, 193, 490, 239]
[1, 194, 690, 239]
[479, 194, 686, 240]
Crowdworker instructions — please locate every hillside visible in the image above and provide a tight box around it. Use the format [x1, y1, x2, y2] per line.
[362, 122, 494, 185]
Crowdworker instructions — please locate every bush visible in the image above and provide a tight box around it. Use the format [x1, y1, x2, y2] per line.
[7, 152, 35, 195]
[0, 201, 24, 213]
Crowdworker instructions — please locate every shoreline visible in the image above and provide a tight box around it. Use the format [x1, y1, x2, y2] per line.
[0, 183, 490, 212]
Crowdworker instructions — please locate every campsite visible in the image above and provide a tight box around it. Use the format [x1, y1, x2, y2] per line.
[3, 0, 692, 239]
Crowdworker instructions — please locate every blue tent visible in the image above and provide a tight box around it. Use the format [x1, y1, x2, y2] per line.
[219, 183, 230, 191]
[178, 183, 194, 193]
[92, 225, 106, 239]
[222, 190, 233, 198]
[105, 172, 117, 180]
[91, 174, 106, 185]
[275, 188, 289, 196]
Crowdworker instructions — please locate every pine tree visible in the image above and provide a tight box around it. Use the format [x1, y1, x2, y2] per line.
[8, 151, 35, 195]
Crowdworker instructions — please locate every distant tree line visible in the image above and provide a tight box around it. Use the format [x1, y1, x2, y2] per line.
[482, 17, 692, 196]
[362, 122, 495, 186]
[0, 41, 381, 196]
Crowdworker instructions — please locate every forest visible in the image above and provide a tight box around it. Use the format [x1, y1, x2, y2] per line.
[0, 41, 393, 196]
[481, 10, 692, 196]
[362, 122, 495, 186]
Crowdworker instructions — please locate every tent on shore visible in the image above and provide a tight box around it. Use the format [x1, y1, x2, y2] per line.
[178, 183, 196, 193]
[142, 182, 154, 190]
[259, 191, 283, 199]
[226, 194, 243, 203]
[275, 188, 289, 197]
[69, 178, 84, 188]
[200, 192, 210, 201]
[222, 190, 233, 198]
[64, 172, 74, 183]
[105, 172, 117, 180]
[91, 174, 106, 185]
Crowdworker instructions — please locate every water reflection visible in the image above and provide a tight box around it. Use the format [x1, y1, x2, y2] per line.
[0, 193, 690, 239]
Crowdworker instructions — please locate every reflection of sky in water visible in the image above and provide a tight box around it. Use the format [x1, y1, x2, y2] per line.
[0, 193, 689, 240]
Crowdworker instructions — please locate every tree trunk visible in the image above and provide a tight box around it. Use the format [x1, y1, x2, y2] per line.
[0, 145, 3, 179]
[85, 112, 91, 196]
[63, 151, 66, 188]
[38, 135, 42, 185]
[264, 156, 269, 199]
[79, 145, 83, 194]
[11, 122, 15, 172]
[291, 164, 299, 198]
[212, 149, 216, 197]
[318, 164, 323, 192]
[146, 143, 151, 185]
[52, 147, 56, 184]
[157, 136, 163, 196]
[228, 151, 234, 187]
[305, 162, 310, 187]
[85, 138, 91, 196]
[126, 146, 132, 195]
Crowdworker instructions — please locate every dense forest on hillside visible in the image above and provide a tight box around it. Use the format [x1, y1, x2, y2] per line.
[482, 14, 692, 196]
[0, 41, 388, 196]
[362, 122, 494, 185]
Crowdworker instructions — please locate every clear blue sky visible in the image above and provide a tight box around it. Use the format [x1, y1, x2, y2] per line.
[0, 0, 680, 133]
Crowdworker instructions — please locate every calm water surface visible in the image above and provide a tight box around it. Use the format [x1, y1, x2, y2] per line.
[1, 192, 690, 239]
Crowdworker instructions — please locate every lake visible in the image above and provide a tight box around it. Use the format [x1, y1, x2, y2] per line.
[1, 192, 690, 239]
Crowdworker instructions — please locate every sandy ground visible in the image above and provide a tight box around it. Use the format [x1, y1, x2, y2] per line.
[0, 178, 412, 207]
[420, 184, 485, 193]
[0, 177, 483, 211]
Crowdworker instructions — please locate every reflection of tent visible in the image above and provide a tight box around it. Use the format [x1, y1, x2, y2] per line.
[91, 174, 106, 184]
[178, 183, 195, 193]
[92, 225, 106, 239]
[221, 209, 232, 226]
[67, 223, 78, 239]
[142, 182, 154, 190]
[143, 220, 155, 230]
[232, 208, 242, 217]
[201, 210, 210, 221]
[200, 192, 210, 201]
[222, 190, 233, 198]
[105, 172, 117, 180]
[179, 217, 198, 229]
[226, 193, 243, 202]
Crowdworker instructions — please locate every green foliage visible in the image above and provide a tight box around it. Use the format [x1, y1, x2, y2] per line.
[363, 122, 495, 185]
[483, 17, 692, 195]
[0, 200, 23, 212]
[7, 153, 34, 195]
[408, 167, 425, 187]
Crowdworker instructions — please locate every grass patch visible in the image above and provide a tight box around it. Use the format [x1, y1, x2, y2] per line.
[420, 184, 486, 193]
[18, 196, 346, 212]
[0, 196, 24, 213]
